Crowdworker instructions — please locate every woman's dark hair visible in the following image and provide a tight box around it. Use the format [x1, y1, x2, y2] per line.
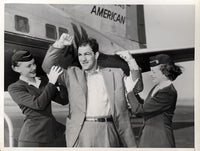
[160, 63, 183, 81]
[79, 38, 99, 54]
[12, 60, 19, 67]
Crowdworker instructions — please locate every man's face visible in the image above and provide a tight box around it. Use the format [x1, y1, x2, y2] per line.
[14, 59, 37, 78]
[149, 65, 167, 84]
[78, 44, 98, 71]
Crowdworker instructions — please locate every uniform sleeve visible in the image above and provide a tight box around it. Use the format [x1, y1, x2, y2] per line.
[8, 82, 57, 110]
[127, 91, 144, 115]
[53, 84, 69, 105]
[127, 89, 177, 116]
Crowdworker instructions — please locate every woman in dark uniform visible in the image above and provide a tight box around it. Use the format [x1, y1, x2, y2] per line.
[8, 50, 68, 147]
[125, 54, 182, 147]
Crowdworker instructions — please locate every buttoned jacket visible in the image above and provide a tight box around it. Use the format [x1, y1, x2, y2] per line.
[8, 77, 67, 143]
[127, 84, 177, 147]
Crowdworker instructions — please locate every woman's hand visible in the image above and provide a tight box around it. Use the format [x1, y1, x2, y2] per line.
[47, 66, 63, 84]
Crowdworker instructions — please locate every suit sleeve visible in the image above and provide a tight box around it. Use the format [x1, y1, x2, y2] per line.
[42, 46, 69, 87]
[42, 46, 65, 74]
[127, 89, 177, 116]
[8, 83, 57, 110]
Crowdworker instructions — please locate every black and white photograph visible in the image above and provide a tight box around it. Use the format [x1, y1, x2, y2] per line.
[2, 1, 199, 150]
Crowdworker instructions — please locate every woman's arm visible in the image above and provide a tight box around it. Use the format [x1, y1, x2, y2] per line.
[127, 88, 177, 116]
[116, 51, 144, 93]
[8, 66, 64, 110]
[8, 82, 57, 110]
[127, 91, 144, 115]
[53, 84, 69, 105]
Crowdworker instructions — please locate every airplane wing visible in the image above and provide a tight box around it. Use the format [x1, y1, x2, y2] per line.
[49, 5, 194, 74]
[98, 47, 194, 74]
[67, 21, 194, 74]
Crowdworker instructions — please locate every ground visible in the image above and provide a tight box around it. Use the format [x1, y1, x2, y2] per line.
[4, 98, 194, 147]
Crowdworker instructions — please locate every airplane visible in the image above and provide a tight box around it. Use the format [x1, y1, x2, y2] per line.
[4, 4, 194, 147]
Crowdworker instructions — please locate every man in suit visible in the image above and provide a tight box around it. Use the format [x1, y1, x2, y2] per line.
[42, 33, 143, 147]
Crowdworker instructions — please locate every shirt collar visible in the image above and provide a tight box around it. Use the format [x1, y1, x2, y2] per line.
[157, 80, 172, 89]
[20, 76, 41, 88]
[85, 66, 100, 76]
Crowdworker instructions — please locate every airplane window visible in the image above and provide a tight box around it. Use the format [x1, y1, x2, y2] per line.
[59, 27, 68, 37]
[45, 24, 57, 40]
[15, 15, 29, 33]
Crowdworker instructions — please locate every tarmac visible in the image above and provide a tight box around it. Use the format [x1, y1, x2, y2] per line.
[4, 97, 194, 147]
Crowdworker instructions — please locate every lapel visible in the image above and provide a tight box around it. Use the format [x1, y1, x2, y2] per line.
[75, 69, 87, 111]
[147, 85, 156, 100]
[76, 69, 87, 95]
[101, 68, 115, 115]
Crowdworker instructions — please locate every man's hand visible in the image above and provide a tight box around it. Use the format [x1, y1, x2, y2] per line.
[116, 51, 139, 70]
[116, 51, 133, 62]
[59, 33, 73, 46]
[53, 33, 74, 49]
[47, 66, 63, 85]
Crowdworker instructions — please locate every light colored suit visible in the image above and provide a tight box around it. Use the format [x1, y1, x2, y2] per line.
[42, 46, 143, 147]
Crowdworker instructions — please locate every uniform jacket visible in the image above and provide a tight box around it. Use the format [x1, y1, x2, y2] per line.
[127, 84, 177, 147]
[42, 46, 143, 147]
[8, 77, 68, 143]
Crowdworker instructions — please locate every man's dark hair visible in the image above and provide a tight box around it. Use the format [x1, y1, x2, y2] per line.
[79, 38, 99, 54]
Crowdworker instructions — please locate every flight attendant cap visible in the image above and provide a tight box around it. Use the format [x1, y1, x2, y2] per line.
[11, 50, 33, 64]
[149, 54, 173, 67]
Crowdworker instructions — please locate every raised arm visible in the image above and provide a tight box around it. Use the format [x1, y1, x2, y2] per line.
[127, 88, 177, 116]
[9, 83, 56, 110]
[42, 33, 74, 74]
[116, 51, 143, 93]
[8, 66, 63, 110]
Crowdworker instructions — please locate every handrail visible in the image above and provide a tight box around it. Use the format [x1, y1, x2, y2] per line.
[4, 112, 14, 147]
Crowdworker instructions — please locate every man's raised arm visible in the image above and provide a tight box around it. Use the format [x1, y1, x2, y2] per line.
[116, 51, 143, 93]
[42, 33, 73, 74]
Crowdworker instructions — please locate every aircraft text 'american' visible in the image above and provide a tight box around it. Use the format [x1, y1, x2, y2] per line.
[90, 5, 126, 24]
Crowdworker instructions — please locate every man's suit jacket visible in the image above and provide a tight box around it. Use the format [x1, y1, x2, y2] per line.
[127, 84, 177, 147]
[42, 46, 143, 147]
